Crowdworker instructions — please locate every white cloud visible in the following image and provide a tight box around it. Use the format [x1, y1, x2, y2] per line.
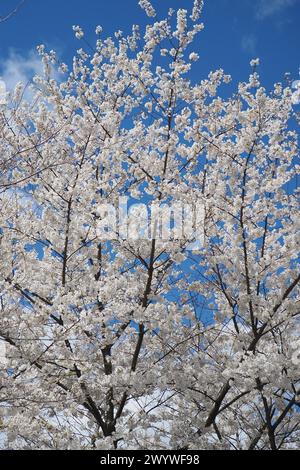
[241, 34, 257, 55]
[0, 49, 43, 92]
[0, 340, 7, 367]
[256, 0, 296, 19]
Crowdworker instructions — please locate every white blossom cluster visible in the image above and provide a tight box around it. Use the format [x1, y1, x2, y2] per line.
[138, 0, 156, 18]
[72, 25, 84, 40]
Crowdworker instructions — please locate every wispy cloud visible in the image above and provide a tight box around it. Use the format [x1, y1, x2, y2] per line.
[256, 0, 296, 20]
[0, 49, 43, 92]
[241, 34, 257, 55]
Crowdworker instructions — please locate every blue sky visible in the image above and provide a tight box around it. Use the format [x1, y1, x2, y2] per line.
[0, 0, 299, 92]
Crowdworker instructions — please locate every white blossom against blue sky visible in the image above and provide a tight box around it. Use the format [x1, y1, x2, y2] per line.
[0, 0, 299, 91]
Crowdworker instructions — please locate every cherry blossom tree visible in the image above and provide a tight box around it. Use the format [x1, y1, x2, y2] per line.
[0, 0, 299, 450]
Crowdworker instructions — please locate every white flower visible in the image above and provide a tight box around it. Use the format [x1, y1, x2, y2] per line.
[291, 340, 300, 365]
[115, 30, 123, 39]
[0, 341, 7, 367]
[72, 25, 84, 40]
[250, 58, 260, 67]
[95, 25, 103, 35]
[291, 80, 300, 105]
[37, 44, 45, 55]
[58, 63, 68, 74]
[191, 0, 204, 22]
[189, 52, 199, 62]
[224, 74, 232, 84]
[249, 72, 260, 88]
[145, 101, 153, 113]
[138, 0, 156, 17]
[176, 9, 187, 35]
